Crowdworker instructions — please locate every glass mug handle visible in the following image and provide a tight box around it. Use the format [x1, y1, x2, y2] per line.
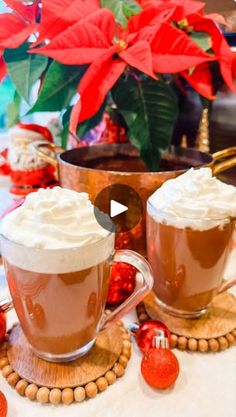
[100, 249, 154, 329]
[218, 278, 236, 295]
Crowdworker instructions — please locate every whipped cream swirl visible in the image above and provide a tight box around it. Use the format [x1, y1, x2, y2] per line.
[1, 187, 111, 249]
[148, 168, 236, 230]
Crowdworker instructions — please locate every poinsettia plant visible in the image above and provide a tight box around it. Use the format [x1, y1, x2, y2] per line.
[0, 0, 235, 170]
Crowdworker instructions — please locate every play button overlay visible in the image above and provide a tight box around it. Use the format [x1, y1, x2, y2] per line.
[110, 200, 128, 218]
[94, 184, 143, 233]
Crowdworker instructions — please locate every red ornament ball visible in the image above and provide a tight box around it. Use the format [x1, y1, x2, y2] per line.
[141, 348, 179, 390]
[137, 320, 171, 354]
[0, 391, 7, 417]
[106, 262, 136, 305]
[0, 312, 6, 344]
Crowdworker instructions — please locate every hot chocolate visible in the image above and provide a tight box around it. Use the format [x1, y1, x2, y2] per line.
[1, 187, 113, 360]
[147, 168, 236, 317]
[4, 257, 110, 356]
[1, 187, 154, 361]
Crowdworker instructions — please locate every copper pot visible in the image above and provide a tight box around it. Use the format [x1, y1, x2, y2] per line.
[33, 143, 236, 256]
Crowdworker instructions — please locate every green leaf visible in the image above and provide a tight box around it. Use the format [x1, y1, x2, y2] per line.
[101, 0, 141, 27]
[190, 32, 212, 52]
[7, 90, 21, 128]
[112, 75, 178, 171]
[61, 106, 73, 149]
[28, 61, 87, 114]
[4, 43, 48, 103]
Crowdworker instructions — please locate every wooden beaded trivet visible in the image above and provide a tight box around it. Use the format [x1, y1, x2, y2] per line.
[0, 321, 131, 405]
[136, 291, 236, 353]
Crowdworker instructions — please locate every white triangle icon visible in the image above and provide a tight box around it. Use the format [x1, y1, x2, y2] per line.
[110, 200, 128, 218]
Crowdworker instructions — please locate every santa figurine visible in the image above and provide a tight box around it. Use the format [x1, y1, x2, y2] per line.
[5, 123, 57, 196]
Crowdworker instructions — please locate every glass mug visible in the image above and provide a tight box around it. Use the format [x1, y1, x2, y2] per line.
[146, 199, 236, 318]
[0, 233, 153, 362]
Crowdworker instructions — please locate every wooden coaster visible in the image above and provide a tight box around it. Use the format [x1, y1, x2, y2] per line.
[136, 291, 236, 353]
[0, 321, 131, 405]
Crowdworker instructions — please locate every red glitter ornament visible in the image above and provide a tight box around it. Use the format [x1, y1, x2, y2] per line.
[0, 391, 7, 417]
[141, 348, 179, 389]
[106, 262, 136, 305]
[137, 320, 171, 354]
[141, 330, 179, 390]
[0, 312, 6, 343]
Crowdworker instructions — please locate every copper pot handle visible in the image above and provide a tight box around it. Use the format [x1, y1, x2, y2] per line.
[212, 147, 236, 175]
[30, 141, 63, 168]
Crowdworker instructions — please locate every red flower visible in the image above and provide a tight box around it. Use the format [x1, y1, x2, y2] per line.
[0, 5, 38, 83]
[136, 0, 204, 17]
[33, 0, 100, 46]
[0, 56, 7, 84]
[0, 14, 37, 49]
[3, 0, 40, 24]
[33, 7, 213, 133]
[34, 9, 158, 132]
[181, 63, 215, 99]
[192, 15, 236, 92]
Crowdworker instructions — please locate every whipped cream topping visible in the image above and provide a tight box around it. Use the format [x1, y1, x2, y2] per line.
[148, 168, 236, 230]
[1, 187, 111, 249]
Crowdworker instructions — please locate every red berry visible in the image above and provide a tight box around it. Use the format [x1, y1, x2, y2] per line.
[137, 320, 171, 354]
[141, 348, 179, 390]
[0, 313, 6, 344]
[0, 391, 7, 417]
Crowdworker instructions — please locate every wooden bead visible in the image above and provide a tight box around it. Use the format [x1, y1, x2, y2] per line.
[37, 387, 50, 404]
[226, 333, 235, 346]
[218, 336, 229, 350]
[105, 309, 111, 316]
[25, 384, 38, 401]
[2, 365, 13, 378]
[62, 388, 74, 405]
[0, 357, 9, 369]
[170, 334, 178, 348]
[122, 333, 131, 341]
[232, 329, 236, 338]
[49, 388, 62, 405]
[96, 377, 108, 392]
[198, 339, 208, 353]
[188, 338, 198, 352]
[139, 313, 149, 322]
[122, 340, 131, 350]
[178, 337, 188, 350]
[122, 348, 131, 359]
[113, 363, 124, 377]
[209, 339, 219, 352]
[105, 370, 117, 385]
[119, 355, 128, 368]
[85, 382, 98, 398]
[74, 387, 86, 402]
[7, 372, 20, 387]
[15, 380, 28, 396]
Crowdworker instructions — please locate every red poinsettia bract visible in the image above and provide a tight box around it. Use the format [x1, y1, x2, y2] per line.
[33, 0, 100, 46]
[0, 1, 39, 83]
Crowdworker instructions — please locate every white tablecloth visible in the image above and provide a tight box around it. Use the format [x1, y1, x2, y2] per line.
[0, 177, 236, 417]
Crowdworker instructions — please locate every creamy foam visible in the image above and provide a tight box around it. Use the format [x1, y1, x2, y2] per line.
[148, 168, 236, 230]
[1, 187, 114, 272]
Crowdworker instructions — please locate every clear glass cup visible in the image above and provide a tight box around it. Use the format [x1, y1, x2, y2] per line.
[0, 233, 153, 362]
[146, 199, 236, 318]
